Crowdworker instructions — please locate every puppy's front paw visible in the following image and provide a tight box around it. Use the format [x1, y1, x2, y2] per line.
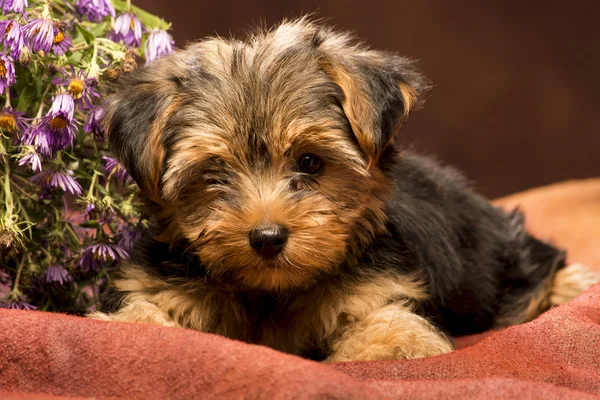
[551, 263, 600, 306]
[88, 301, 179, 328]
[326, 333, 453, 362]
[326, 304, 454, 362]
[88, 311, 116, 322]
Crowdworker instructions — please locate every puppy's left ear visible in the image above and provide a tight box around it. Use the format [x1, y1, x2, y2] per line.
[316, 30, 429, 163]
[102, 55, 190, 205]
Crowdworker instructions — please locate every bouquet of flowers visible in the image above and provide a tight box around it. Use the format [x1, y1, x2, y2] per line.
[0, 0, 174, 313]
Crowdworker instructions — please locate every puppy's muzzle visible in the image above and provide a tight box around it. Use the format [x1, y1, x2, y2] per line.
[249, 225, 289, 259]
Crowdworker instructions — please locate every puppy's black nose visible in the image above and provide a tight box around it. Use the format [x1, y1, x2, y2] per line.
[249, 225, 289, 259]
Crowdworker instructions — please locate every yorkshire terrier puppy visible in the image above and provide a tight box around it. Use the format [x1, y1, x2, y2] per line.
[91, 19, 599, 361]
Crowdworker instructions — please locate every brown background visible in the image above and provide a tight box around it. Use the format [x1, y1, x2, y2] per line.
[136, 0, 600, 198]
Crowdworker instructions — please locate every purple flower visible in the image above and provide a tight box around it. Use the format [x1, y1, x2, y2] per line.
[98, 209, 114, 224]
[48, 92, 75, 121]
[31, 93, 78, 154]
[53, 66, 100, 109]
[24, 17, 55, 53]
[0, 301, 37, 310]
[1, 0, 28, 14]
[30, 168, 82, 196]
[21, 124, 52, 157]
[84, 106, 104, 137]
[119, 226, 142, 251]
[145, 30, 175, 64]
[83, 201, 115, 224]
[52, 28, 72, 56]
[111, 12, 143, 47]
[0, 20, 25, 59]
[102, 156, 132, 183]
[75, 0, 116, 23]
[43, 265, 71, 285]
[83, 201, 96, 219]
[0, 54, 16, 95]
[78, 242, 128, 272]
[17, 148, 42, 172]
[0, 107, 28, 134]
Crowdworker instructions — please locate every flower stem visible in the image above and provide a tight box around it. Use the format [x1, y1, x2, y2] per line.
[87, 171, 99, 198]
[94, 38, 117, 45]
[10, 256, 26, 300]
[4, 90, 10, 108]
[3, 163, 14, 218]
[65, 223, 81, 245]
[50, 0, 67, 15]
[40, 246, 53, 259]
[35, 85, 53, 120]
[9, 173, 32, 186]
[70, 43, 93, 52]
[9, 177, 37, 201]
[41, 2, 51, 18]
[87, 41, 101, 79]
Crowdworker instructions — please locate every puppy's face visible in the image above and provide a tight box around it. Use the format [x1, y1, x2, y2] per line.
[104, 20, 426, 291]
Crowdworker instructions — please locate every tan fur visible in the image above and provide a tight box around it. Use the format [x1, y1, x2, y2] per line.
[158, 116, 392, 291]
[495, 263, 600, 327]
[398, 81, 417, 118]
[321, 62, 379, 160]
[319, 55, 418, 162]
[327, 302, 453, 361]
[92, 263, 428, 357]
[263, 270, 429, 355]
[102, 19, 421, 292]
[99, 19, 597, 363]
[550, 263, 600, 306]
[103, 56, 190, 203]
[144, 98, 182, 204]
[494, 278, 554, 327]
[89, 301, 178, 327]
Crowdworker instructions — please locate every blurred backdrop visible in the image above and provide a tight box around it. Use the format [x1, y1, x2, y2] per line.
[136, 0, 600, 198]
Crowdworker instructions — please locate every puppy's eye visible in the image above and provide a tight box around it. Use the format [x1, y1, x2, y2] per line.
[297, 154, 323, 175]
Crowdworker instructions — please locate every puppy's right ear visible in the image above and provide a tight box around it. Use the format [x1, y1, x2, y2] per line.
[305, 23, 430, 164]
[102, 55, 189, 204]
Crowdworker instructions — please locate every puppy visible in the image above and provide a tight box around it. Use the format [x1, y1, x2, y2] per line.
[92, 18, 599, 361]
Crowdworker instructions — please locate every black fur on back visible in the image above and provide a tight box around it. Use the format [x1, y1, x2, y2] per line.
[366, 152, 565, 334]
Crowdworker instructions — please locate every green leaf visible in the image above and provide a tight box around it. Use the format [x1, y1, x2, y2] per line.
[89, 21, 108, 38]
[140, 35, 147, 57]
[66, 223, 82, 245]
[96, 185, 109, 196]
[14, 68, 40, 114]
[15, 86, 37, 115]
[67, 51, 84, 67]
[76, 24, 96, 45]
